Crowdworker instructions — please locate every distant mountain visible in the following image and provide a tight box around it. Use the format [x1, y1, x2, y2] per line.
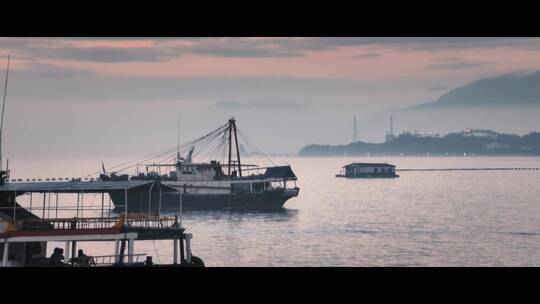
[352, 71, 540, 143]
[412, 71, 540, 109]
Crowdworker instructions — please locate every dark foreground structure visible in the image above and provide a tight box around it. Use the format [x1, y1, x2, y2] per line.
[0, 180, 204, 267]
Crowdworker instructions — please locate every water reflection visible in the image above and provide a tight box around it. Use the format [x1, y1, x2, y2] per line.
[164, 208, 299, 223]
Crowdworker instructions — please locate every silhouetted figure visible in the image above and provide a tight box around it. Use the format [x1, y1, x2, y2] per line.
[144, 256, 153, 266]
[76, 249, 95, 266]
[49, 247, 65, 266]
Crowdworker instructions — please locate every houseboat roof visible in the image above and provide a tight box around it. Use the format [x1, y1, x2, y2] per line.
[343, 163, 396, 168]
[263, 166, 297, 180]
[233, 165, 298, 181]
[0, 180, 179, 194]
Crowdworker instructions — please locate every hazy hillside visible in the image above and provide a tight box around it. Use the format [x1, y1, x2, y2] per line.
[414, 71, 540, 109]
[351, 71, 540, 143]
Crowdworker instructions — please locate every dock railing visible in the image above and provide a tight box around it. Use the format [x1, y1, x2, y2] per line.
[21, 215, 178, 231]
[88, 253, 147, 266]
[68, 253, 147, 266]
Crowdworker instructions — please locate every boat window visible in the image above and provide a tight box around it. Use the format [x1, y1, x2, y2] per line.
[231, 183, 250, 193]
[252, 182, 264, 192]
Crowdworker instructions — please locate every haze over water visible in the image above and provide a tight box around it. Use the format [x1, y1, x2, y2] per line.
[11, 156, 540, 266]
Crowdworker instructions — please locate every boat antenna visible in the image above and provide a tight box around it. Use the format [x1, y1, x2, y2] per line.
[0, 55, 11, 172]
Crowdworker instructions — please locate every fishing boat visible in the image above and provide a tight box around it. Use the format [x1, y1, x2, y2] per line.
[101, 118, 300, 212]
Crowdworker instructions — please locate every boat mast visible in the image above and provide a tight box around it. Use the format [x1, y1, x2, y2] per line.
[227, 118, 233, 176]
[233, 119, 242, 177]
[0, 55, 10, 172]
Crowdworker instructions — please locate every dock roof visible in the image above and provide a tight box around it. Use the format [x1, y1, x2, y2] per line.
[343, 163, 395, 168]
[0, 180, 179, 193]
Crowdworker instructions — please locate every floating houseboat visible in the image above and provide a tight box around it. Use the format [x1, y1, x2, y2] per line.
[336, 163, 399, 178]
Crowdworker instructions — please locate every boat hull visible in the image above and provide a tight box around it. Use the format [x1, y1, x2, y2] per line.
[109, 188, 299, 212]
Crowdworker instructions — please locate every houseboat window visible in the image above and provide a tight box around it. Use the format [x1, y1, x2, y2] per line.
[374, 168, 378, 173]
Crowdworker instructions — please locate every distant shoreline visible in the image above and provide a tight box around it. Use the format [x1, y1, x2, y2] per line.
[299, 130, 540, 157]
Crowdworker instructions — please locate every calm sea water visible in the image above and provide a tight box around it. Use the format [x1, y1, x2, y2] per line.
[10, 156, 540, 266]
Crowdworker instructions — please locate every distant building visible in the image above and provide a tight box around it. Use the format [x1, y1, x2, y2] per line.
[338, 163, 398, 178]
[462, 128, 498, 139]
[398, 130, 440, 138]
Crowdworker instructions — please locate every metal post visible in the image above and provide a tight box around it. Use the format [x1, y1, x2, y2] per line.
[108, 195, 111, 218]
[55, 193, 58, 219]
[178, 186, 183, 227]
[47, 191, 51, 218]
[185, 233, 192, 264]
[76, 192, 79, 218]
[158, 183, 162, 217]
[148, 182, 155, 217]
[101, 192, 104, 220]
[13, 190, 16, 220]
[124, 188, 128, 223]
[29, 192, 32, 212]
[42, 192, 46, 218]
[179, 233, 185, 263]
[81, 191, 84, 219]
[65, 241, 70, 261]
[173, 238, 178, 264]
[71, 241, 77, 260]
[128, 239, 134, 264]
[2, 242, 9, 267]
[114, 240, 119, 263]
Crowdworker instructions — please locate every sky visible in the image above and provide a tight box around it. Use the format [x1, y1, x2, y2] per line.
[1, 37, 540, 160]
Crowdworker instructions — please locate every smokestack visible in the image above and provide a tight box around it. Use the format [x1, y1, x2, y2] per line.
[353, 115, 357, 142]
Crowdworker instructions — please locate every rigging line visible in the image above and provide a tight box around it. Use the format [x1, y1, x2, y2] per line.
[114, 133, 213, 172]
[206, 134, 227, 161]
[195, 138, 222, 162]
[0, 55, 10, 171]
[114, 146, 182, 173]
[192, 127, 227, 158]
[152, 147, 183, 164]
[83, 144, 179, 177]
[241, 130, 278, 166]
[84, 122, 229, 177]
[219, 131, 228, 164]
[152, 240, 162, 264]
[188, 125, 227, 158]
[204, 129, 227, 157]
[237, 129, 276, 166]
